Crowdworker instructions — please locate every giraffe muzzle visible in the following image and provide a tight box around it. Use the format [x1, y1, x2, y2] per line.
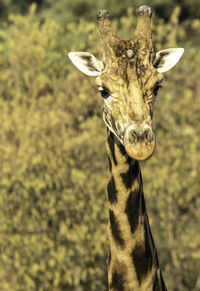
[124, 125, 156, 160]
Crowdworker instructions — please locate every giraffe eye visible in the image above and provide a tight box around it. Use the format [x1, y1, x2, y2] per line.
[98, 87, 110, 99]
[153, 84, 162, 96]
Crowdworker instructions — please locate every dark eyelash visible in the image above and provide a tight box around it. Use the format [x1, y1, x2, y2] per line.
[98, 86, 110, 99]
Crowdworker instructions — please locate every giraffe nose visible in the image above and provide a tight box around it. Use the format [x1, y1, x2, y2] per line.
[127, 128, 154, 144]
[124, 125, 156, 160]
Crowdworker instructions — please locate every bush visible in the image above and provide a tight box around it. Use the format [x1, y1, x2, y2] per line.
[0, 5, 107, 291]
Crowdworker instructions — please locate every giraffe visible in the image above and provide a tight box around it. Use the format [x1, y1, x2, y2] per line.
[68, 5, 184, 291]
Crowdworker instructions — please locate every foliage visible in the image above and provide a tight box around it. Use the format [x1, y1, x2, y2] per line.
[0, 0, 42, 19]
[1, 0, 200, 28]
[0, 2, 199, 291]
[0, 5, 107, 291]
[38, 0, 200, 27]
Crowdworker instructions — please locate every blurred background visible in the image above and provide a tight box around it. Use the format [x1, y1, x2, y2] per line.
[0, 0, 199, 290]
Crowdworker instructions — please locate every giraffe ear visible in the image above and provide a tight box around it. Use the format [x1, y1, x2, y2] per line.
[68, 52, 104, 77]
[154, 48, 184, 73]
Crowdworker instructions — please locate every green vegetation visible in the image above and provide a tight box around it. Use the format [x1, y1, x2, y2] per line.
[0, 1, 199, 291]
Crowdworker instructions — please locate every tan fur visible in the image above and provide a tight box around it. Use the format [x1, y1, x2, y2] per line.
[106, 134, 165, 290]
[96, 11, 163, 159]
[69, 5, 171, 291]
[97, 7, 168, 290]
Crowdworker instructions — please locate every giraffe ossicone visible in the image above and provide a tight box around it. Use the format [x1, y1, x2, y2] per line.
[68, 5, 184, 291]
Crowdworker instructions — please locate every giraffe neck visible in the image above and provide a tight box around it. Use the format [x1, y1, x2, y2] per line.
[106, 130, 167, 291]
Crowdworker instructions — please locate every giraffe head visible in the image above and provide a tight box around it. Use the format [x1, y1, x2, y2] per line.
[68, 5, 184, 160]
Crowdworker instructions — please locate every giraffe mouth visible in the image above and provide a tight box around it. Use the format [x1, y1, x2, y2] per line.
[103, 112, 156, 160]
[123, 125, 156, 160]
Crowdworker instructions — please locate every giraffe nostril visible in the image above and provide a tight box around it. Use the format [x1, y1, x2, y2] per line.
[144, 129, 154, 143]
[140, 129, 154, 143]
[128, 130, 137, 144]
[127, 128, 154, 144]
[143, 130, 149, 141]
